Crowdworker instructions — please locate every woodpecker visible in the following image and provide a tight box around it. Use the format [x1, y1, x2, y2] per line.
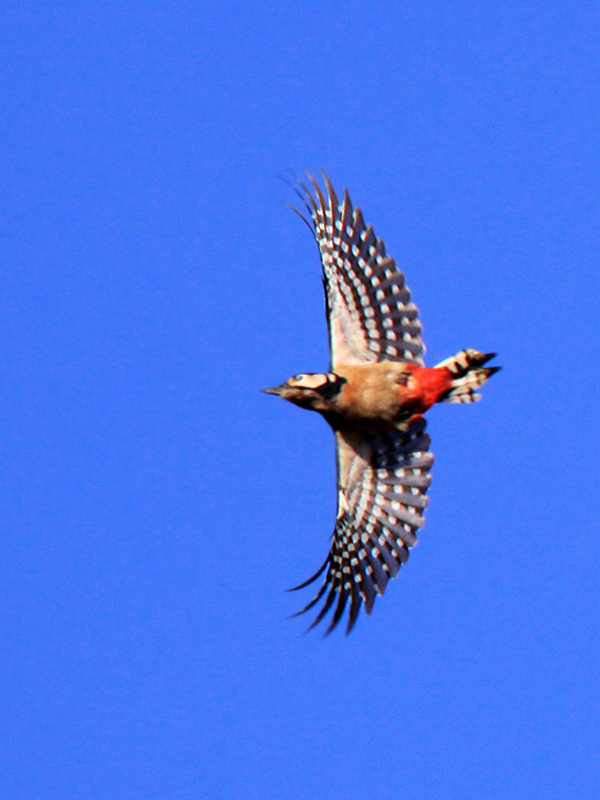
[263, 173, 500, 634]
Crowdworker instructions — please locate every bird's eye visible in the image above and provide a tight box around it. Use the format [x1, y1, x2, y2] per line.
[291, 374, 329, 390]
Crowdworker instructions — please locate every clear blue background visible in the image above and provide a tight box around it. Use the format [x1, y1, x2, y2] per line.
[1, 3, 599, 798]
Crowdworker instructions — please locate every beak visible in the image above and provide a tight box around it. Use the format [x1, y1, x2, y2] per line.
[261, 384, 286, 396]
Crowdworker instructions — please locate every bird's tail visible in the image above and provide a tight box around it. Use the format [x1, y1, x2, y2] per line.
[435, 349, 500, 404]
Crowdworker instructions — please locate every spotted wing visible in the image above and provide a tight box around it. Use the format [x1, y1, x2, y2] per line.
[290, 418, 434, 634]
[291, 172, 426, 369]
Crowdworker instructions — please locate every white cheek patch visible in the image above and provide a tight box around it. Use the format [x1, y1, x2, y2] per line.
[293, 374, 329, 389]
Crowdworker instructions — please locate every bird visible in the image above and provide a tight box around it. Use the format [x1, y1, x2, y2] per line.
[263, 172, 500, 635]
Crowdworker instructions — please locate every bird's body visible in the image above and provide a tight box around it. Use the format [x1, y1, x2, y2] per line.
[264, 173, 499, 634]
[322, 362, 452, 429]
[268, 363, 455, 431]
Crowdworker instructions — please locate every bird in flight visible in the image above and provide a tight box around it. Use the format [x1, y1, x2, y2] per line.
[263, 173, 500, 635]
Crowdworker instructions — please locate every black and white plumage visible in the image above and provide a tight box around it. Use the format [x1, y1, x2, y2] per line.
[291, 419, 433, 634]
[264, 172, 499, 634]
[291, 173, 426, 370]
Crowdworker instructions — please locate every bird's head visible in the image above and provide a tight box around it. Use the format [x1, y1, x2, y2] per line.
[262, 372, 347, 411]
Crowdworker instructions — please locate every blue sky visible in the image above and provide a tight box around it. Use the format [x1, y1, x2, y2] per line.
[2, 3, 599, 798]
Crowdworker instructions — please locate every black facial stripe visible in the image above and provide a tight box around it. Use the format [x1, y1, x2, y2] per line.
[315, 375, 347, 400]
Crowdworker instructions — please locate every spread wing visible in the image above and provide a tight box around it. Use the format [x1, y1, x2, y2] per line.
[290, 418, 434, 634]
[290, 172, 426, 370]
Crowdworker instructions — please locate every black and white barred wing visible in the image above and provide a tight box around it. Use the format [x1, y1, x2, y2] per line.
[290, 419, 434, 634]
[292, 173, 426, 370]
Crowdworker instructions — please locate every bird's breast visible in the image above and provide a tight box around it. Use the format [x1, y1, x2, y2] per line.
[329, 363, 453, 428]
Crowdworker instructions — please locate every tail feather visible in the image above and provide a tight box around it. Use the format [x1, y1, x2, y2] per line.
[435, 349, 500, 404]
